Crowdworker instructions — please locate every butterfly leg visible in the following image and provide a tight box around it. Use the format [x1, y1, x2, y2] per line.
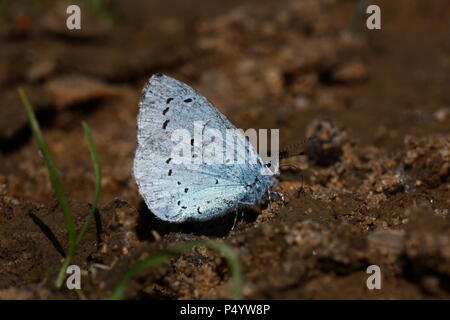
[231, 207, 239, 231]
[270, 190, 286, 207]
[267, 190, 273, 210]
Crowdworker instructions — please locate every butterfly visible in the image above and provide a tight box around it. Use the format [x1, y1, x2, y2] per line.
[133, 74, 277, 223]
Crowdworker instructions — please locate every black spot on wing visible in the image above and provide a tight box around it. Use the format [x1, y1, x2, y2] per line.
[162, 120, 170, 129]
[184, 98, 192, 103]
[163, 107, 169, 115]
[166, 98, 174, 104]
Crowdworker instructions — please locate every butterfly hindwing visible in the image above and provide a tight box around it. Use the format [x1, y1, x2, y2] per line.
[134, 74, 274, 222]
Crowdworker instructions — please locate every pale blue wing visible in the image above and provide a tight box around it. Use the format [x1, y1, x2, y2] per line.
[133, 74, 274, 222]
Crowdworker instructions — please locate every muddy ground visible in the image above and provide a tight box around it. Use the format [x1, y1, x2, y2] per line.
[0, 0, 449, 299]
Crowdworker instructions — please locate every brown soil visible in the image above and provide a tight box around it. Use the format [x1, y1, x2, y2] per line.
[0, 0, 449, 299]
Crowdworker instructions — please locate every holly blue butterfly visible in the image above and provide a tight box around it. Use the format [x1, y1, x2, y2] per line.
[133, 74, 277, 223]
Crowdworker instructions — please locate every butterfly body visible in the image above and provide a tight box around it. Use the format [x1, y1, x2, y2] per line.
[133, 74, 276, 223]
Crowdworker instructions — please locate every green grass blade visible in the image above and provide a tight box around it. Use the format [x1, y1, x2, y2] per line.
[108, 250, 176, 300]
[108, 240, 243, 300]
[18, 88, 77, 288]
[75, 121, 101, 246]
[200, 240, 243, 300]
